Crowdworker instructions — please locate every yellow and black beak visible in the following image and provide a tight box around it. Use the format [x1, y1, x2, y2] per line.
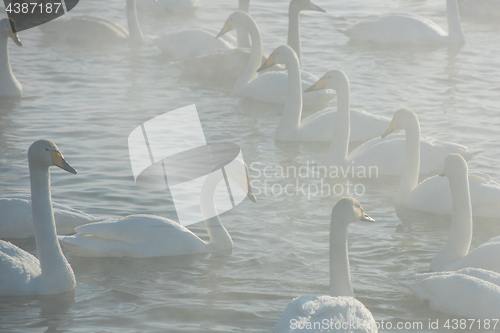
[360, 213, 375, 222]
[304, 76, 328, 93]
[50, 150, 77, 174]
[244, 164, 257, 203]
[308, 1, 326, 13]
[257, 53, 276, 73]
[8, 19, 22, 47]
[216, 19, 232, 39]
[381, 119, 396, 139]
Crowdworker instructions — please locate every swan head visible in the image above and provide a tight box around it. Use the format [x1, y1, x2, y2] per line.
[216, 11, 254, 39]
[290, 0, 326, 13]
[218, 159, 256, 203]
[0, 18, 22, 46]
[331, 198, 374, 227]
[381, 108, 418, 138]
[28, 140, 77, 174]
[304, 70, 348, 93]
[441, 153, 468, 180]
[257, 45, 296, 72]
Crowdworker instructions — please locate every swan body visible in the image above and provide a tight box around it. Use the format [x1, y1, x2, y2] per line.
[0, 194, 99, 238]
[341, 0, 465, 45]
[403, 173, 500, 218]
[427, 154, 500, 273]
[0, 140, 77, 296]
[273, 198, 377, 333]
[305, 74, 478, 176]
[402, 268, 500, 319]
[0, 18, 22, 97]
[58, 161, 256, 258]
[40, 0, 144, 45]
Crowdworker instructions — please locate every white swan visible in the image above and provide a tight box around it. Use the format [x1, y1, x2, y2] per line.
[0, 140, 76, 296]
[58, 160, 256, 258]
[154, 0, 249, 59]
[383, 109, 499, 218]
[0, 193, 100, 238]
[137, 0, 200, 14]
[458, 0, 500, 22]
[340, 0, 465, 45]
[0, 18, 22, 97]
[273, 198, 377, 333]
[314, 78, 479, 175]
[402, 268, 500, 320]
[303, 70, 390, 144]
[221, 2, 333, 111]
[427, 154, 500, 273]
[39, 0, 145, 45]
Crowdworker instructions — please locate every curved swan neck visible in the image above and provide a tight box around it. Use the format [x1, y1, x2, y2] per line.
[287, 4, 302, 68]
[275, 49, 302, 140]
[446, 0, 465, 43]
[127, 0, 143, 43]
[233, 14, 262, 93]
[0, 35, 16, 87]
[324, 80, 350, 166]
[199, 169, 233, 251]
[329, 217, 354, 297]
[237, 0, 251, 48]
[397, 114, 421, 203]
[29, 162, 73, 287]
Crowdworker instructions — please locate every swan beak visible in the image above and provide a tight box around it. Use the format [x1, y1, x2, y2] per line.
[247, 187, 257, 203]
[304, 77, 328, 93]
[216, 20, 231, 39]
[50, 150, 77, 174]
[308, 1, 326, 13]
[257, 53, 276, 73]
[360, 213, 375, 222]
[9, 21, 22, 47]
[381, 119, 395, 139]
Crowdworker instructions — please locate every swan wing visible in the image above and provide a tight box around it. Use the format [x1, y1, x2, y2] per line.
[0, 241, 40, 296]
[342, 13, 446, 44]
[448, 240, 500, 273]
[273, 294, 377, 333]
[402, 268, 500, 319]
[59, 215, 205, 258]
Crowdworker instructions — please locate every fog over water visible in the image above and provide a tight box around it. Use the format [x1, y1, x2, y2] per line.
[1, 0, 500, 331]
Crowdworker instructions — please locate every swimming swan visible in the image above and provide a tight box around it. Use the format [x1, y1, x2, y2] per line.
[315, 83, 478, 175]
[382, 109, 497, 218]
[0, 140, 77, 296]
[0, 193, 100, 239]
[40, 0, 146, 45]
[273, 198, 377, 333]
[428, 154, 500, 273]
[58, 160, 256, 258]
[219, 2, 333, 111]
[340, 0, 465, 45]
[402, 268, 500, 319]
[0, 18, 22, 97]
[303, 70, 390, 144]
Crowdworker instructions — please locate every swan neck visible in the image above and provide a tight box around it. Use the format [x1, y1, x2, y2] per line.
[396, 117, 420, 203]
[325, 84, 350, 166]
[443, 172, 472, 262]
[287, 6, 301, 68]
[233, 17, 262, 93]
[29, 162, 73, 287]
[446, 0, 464, 43]
[275, 51, 302, 140]
[329, 221, 354, 297]
[0, 35, 14, 81]
[200, 169, 232, 250]
[127, 0, 143, 43]
[237, 0, 251, 48]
